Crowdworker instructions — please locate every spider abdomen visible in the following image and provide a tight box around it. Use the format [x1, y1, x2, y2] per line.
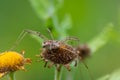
[42, 45, 77, 64]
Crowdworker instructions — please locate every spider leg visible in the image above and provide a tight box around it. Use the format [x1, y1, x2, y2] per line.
[61, 36, 80, 44]
[64, 64, 71, 71]
[44, 60, 48, 67]
[9, 30, 27, 50]
[10, 29, 48, 50]
[74, 60, 77, 67]
[55, 64, 62, 72]
[48, 62, 54, 68]
[24, 29, 48, 40]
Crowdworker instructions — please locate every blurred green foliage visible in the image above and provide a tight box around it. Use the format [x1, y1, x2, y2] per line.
[97, 69, 120, 80]
[0, 0, 120, 80]
[88, 23, 114, 54]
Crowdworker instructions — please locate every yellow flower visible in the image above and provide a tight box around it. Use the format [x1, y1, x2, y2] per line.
[0, 51, 31, 78]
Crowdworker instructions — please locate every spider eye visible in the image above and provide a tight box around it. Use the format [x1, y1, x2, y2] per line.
[42, 42, 46, 48]
[42, 44, 45, 47]
[43, 42, 46, 44]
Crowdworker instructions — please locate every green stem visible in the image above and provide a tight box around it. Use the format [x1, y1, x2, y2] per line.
[9, 72, 16, 80]
[54, 65, 62, 80]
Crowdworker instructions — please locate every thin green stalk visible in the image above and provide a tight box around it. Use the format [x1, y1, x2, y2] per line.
[9, 72, 16, 80]
[54, 65, 62, 80]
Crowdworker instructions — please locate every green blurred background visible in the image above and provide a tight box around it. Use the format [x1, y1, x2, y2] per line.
[0, 0, 120, 80]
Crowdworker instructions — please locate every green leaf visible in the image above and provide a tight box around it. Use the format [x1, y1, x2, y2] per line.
[60, 14, 72, 30]
[59, 14, 72, 39]
[29, 0, 54, 20]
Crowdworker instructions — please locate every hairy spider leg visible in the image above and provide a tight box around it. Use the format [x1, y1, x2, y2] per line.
[61, 36, 80, 46]
[80, 60, 94, 80]
[10, 29, 48, 50]
[10, 30, 27, 50]
[46, 28, 54, 40]
[24, 29, 48, 40]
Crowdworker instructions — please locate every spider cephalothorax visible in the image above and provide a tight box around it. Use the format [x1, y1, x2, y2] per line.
[42, 40, 60, 50]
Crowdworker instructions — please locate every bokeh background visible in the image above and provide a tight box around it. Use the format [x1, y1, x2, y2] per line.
[0, 0, 120, 80]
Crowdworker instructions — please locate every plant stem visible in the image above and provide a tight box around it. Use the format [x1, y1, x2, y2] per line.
[54, 65, 62, 80]
[9, 72, 16, 80]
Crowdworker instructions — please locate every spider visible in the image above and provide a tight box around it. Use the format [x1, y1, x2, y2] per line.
[11, 29, 90, 71]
